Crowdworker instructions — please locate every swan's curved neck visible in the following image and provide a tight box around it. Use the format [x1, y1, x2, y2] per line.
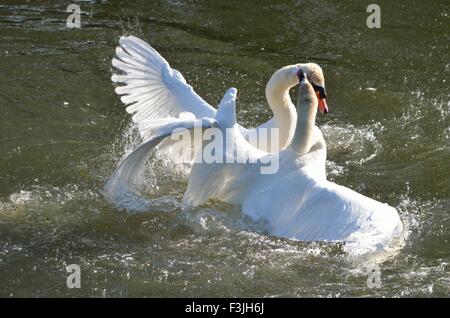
[265, 66, 299, 150]
[291, 81, 318, 156]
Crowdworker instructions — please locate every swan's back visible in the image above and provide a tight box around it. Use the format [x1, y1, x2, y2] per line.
[241, 161, 402, 255]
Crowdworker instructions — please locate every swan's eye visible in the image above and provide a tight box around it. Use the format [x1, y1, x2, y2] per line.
[311, 83, 327, 99]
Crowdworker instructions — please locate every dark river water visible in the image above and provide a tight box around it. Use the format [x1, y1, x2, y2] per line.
[0, 0, 449, 297]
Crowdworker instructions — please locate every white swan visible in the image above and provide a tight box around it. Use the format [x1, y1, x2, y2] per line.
[105, 70, 403, 256]
[111, 35, 328, 155]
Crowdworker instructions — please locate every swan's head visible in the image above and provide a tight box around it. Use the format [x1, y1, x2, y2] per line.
[293, 63, 328, 114]
[296, 69, 317, 108]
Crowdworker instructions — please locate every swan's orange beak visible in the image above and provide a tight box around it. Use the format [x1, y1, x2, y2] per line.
[316, 92, 329, 114]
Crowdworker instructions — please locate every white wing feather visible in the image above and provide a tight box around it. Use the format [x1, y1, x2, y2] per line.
[104, 116, 216, 210]
[112, 35, 217, 139]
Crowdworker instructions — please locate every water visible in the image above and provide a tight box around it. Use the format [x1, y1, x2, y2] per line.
[0, 0, 449, 297]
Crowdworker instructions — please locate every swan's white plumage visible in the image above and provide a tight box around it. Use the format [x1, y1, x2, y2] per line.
[104, 115, 217, 206]
[112, 36, 326, 156]
[107, 37, 403, 256]
[182, 77, 403, 256]
[112, 35, 217, 139]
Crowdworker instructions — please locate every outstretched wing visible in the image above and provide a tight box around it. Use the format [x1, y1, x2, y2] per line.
[112, 35, 217, 137]
[104, 116, 216, 210]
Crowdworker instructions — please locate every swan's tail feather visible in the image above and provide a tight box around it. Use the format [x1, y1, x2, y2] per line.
[104, 116, 216, 211]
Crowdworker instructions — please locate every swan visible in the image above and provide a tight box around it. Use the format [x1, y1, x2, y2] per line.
[105, 70, 403, 256]
[111, 35, 328, 155]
